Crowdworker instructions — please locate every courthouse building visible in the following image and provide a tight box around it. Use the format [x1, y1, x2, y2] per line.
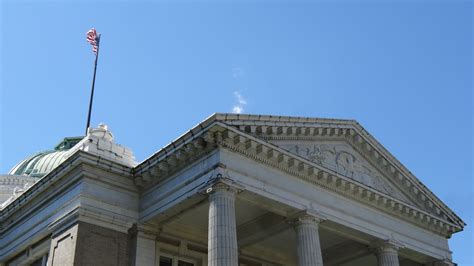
[0, 114, 465, 266]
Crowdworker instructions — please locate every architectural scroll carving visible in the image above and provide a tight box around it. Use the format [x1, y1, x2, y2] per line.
[277, 141, 407, 202]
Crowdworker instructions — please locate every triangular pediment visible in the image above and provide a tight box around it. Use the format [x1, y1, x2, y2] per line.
[135, 113, 465, 236]
[208, 114, 464, 231]
[269, 139, 414, 205]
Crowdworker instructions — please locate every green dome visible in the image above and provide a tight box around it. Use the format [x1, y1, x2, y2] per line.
[8, 137, 83, 178]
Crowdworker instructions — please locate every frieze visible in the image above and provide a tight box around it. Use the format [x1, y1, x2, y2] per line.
[273, 140, 410, 203]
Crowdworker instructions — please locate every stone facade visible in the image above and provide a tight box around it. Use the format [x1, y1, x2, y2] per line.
[0, 114, 465, 266]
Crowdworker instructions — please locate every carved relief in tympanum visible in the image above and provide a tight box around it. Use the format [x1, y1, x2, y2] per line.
[291, 144, 334, 165]
[276, 141, 402, 201]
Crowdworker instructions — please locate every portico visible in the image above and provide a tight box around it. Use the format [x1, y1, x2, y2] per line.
[0, 114, 464, 266]
[133, 166, 453, 266]
[131, 114, 461, 266]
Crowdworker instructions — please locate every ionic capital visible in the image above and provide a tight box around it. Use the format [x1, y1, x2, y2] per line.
[206, 182, 240, 195]
[203, 172, 244, 196]
[290, 210, 326, 227]
[371, 239, 404, 254]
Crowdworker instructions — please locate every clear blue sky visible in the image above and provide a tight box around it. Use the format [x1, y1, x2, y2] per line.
[1, 1, 472, 264]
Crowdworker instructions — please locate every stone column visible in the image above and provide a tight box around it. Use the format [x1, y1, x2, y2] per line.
[207, 183, 238, 266]
[374, 241, 401, 266]
[294, 214, 324, 266]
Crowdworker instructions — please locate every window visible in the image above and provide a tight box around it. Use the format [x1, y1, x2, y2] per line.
[159, 254, 196, 266]
[160, 256, 173, 266]
[178, 261, 194, 266]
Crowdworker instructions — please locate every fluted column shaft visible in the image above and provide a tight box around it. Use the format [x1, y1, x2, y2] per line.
[295, 215, 323, 266]
[208, 185, 238, 266]
[375, 243, 400, 266]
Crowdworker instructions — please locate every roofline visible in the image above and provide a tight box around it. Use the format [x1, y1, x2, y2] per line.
[213, 113, 356, 124]
[215, 113, 465, 227]
[134, 113, 357, 170]
[133, 113, 465, 228]
[134, 113, 218, 171]
[349, 121, 466, 227]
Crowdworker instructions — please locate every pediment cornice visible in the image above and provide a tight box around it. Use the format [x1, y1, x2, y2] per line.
[213, 115, 464, 229]
[133, 114, 464, 237]
[209, 123, 462, 237]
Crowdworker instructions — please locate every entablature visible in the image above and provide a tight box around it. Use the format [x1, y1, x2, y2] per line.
[0, 150, 134, 226]
[209, 123, 461, 238]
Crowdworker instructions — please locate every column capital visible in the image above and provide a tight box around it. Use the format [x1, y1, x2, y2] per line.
[206, 181, 239, 194]
[203, 173, 244, 195]
[371, 239, 404, 254]
[290, 209, 326, 226]
[372, 239, 402, 266]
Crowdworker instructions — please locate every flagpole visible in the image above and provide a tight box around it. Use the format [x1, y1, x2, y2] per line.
[85, 33, 101, 135]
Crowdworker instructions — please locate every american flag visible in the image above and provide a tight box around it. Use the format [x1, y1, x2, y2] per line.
[86, 28, 100, 55]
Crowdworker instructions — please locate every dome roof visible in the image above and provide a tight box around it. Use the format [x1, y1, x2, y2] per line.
[6, 124, 136, 179]
[8, 137, 83, 178]
[2, 124, 135, 209]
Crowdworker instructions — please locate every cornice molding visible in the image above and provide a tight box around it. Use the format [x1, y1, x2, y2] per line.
[129, 118, 463, 237]
[209, 124, 461, 237]
[132, 114, 463, 231]
[133, 118, 219, 175]
[0, 150, 133, 220]
[134, 135, 217, 188]
[222, 120, 464, 230]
